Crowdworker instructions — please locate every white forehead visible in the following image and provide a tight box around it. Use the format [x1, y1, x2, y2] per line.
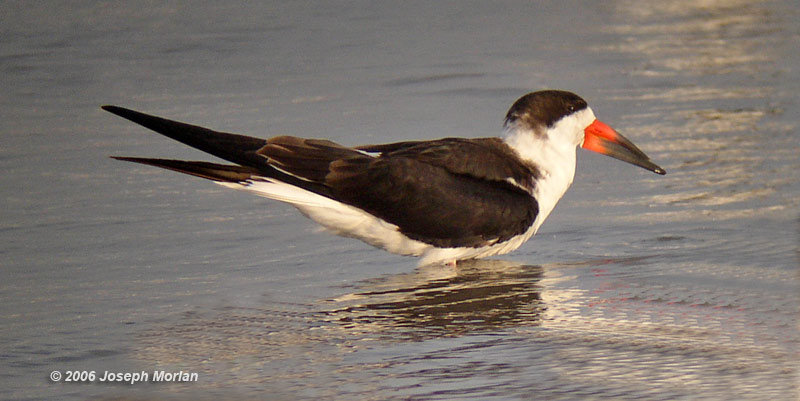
[549, 106, 596, 146]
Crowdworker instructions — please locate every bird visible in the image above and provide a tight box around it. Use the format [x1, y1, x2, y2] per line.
[104, 90, 665, 266]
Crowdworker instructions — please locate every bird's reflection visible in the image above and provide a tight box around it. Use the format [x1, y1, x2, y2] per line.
[134, 259, 550, 371]
[319, 259, 545, 341]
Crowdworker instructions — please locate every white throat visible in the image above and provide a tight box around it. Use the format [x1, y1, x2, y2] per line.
[502, 107, 596, 231]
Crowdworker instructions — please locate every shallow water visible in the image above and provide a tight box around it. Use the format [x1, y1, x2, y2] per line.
[1, 1, 798, 400]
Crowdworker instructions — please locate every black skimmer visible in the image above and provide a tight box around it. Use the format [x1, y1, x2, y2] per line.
[104, 90, 665, 265]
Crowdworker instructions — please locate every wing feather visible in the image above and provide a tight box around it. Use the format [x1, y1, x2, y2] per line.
[327, 155, 538, 248]
[358, 138, 539, 191]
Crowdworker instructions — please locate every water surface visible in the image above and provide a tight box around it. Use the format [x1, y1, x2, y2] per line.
[1, 1, 797, 400]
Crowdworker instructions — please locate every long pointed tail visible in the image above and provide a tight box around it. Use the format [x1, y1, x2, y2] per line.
[102, 105, 266, 167]
[104, 106, 335, 198]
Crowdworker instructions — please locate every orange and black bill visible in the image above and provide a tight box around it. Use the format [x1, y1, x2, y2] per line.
[582, 119, 666, 175]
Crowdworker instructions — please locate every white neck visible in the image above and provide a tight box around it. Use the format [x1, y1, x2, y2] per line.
[502, 107, 596, 231]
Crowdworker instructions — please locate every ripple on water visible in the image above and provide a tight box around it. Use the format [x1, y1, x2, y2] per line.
[130, 257, 798, 400]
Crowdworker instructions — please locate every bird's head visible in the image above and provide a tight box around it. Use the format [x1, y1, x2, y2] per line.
[504, 90, 665, 175]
